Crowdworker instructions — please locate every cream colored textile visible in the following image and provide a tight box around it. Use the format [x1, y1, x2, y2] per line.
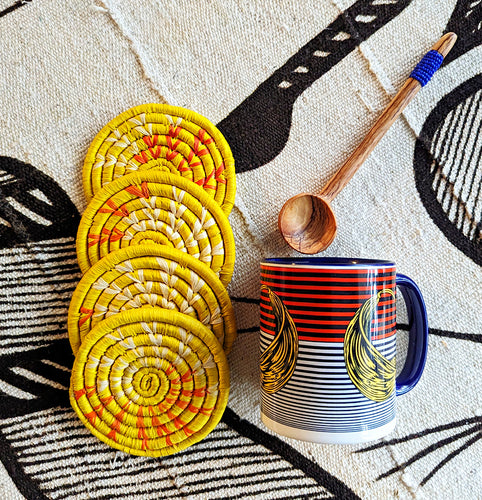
[0, 0, 480, 499]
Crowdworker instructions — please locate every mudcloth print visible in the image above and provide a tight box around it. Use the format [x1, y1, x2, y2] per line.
[359, 415, 482, 486]
[0, 157, 80, 247]
[0, 0, 31, 19]
[443, 0, 482, 64]
[221, 407, 361, 500]
[217, 0, 412, 173]
[259, 286, 298, 394]
[344, 289, 396, 402]
[414, 74, 482, 267]
[0, 340, 73, 419]
[0, 162, 82, 499]
[411, 1, 482, 267]
[1, 0, 479, 496]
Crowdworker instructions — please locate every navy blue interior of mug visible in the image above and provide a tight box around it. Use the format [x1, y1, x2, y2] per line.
[262, 257, 395, 267]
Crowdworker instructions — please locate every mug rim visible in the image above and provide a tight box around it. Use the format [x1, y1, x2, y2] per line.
[261, 257, 395, 269]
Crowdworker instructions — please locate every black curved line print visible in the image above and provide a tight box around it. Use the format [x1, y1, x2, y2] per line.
[0, 340, 72, 500]
[0, 309, 476, 498]
[413, 74, 482, 267]
[344, 290, 396, 402]
[358, 415, 482, 486]
[222, 408, 361, 500]
[0, 342, 359, 500]
[217, 0, 412, 174]
[0, 339, 73, 419]
[0, 435, 49, 500]
[0, 157, 80, 247]
[443, 0, 482, 65]
[0, 0, 31, 19]
[397, 324, 481, 344]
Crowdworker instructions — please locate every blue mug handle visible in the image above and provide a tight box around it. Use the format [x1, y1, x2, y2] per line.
[395, 274, 429, 396]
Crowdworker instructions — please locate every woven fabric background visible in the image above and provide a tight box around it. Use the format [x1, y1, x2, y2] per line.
[0, 0, 480, 499]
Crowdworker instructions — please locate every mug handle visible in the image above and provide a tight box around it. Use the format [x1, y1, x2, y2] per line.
[395, 273, 429, 396]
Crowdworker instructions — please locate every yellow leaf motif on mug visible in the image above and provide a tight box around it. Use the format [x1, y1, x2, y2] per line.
[260, 286, 298, 394]
[344, 289, 396, 402]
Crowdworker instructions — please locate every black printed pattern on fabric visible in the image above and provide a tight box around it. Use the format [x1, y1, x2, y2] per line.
[232, 295, 482, 487]
[0, 157, 80, 247]
[0, 160, 359, 499]
[358, 416, 482, 487]
[443, 0, 482, 65]
[413, 74, 482, 267]
[0, 0, 31, 19]
[397, 323, 482, 344]
[221, 408, 361, 500]
[0, 405, 360, 500]
[412, 1, 482, 267]
[0, 348, 360, 499]
[217, 0, 413, 174]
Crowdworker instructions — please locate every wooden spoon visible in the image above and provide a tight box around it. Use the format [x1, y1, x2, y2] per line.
[278, 32, 457, 254]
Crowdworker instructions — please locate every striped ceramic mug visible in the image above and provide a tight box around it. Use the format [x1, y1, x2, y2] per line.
[259, 258, 428, 444]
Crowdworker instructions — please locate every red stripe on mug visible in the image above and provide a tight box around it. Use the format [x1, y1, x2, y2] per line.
[259, 301, 396, 316]
[260, 280, 395, 292]
[261, 326, 344, 342]
[260, 325, 395, 342]
[260, 297, 396, 309]
[267, 290, 393, 300]
[372, 313, 397, 323]
[267, 299, 378, 308]
[261, 310, 355, 326]
[260, 265, 395, 274]
[260, 273, 395, 283]
[371, 330, 397, 341]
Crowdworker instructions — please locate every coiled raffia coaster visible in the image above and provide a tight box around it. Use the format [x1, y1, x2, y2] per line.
[70, 308, 229, 457]
[83, 104, 235, 215]
[76, 170, 235, 285]
[68, 245, 236, 356]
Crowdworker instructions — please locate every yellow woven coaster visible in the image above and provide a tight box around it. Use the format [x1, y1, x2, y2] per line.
[83, 104, 236, 215]
[68, 245, 237, 356]
[70, 308, 229, 457]
[77, 171, 235, 284]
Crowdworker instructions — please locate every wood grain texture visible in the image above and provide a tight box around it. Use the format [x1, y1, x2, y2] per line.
[278, 194, 336, 254]
[320, 78, 420, 201]
[320, 32, 456, 202]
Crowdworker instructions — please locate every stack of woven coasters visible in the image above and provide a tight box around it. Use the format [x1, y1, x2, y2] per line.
[67, 104, 236, 457]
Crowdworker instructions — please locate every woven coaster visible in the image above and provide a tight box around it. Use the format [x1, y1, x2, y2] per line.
[83, 104, 236, 215]
[70, 308, 229, 457]
[68, 245, 237, 355]
[77, 171, 235, 285]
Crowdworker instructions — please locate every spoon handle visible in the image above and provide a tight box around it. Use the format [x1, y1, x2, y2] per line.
[319, 32, 457, 202]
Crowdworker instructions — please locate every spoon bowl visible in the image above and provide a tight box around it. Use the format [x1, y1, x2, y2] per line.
[278, 193, 337, 254]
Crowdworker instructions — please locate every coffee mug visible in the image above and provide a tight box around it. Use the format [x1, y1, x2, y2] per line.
[259, 258, 428, 444]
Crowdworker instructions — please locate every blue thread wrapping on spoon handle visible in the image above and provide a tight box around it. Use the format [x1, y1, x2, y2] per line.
[410, 50, 444, 87]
